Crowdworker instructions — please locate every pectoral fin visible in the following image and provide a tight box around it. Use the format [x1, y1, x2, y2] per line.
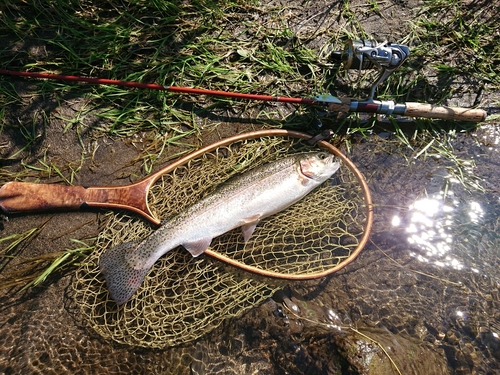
[241, 222, 258, 242]
[183, 237, 212, 257]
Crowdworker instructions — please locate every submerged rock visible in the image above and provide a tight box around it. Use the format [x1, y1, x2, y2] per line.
[334, 327, 450, 375]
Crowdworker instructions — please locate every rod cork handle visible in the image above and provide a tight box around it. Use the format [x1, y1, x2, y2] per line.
[404, 102, 487, 122]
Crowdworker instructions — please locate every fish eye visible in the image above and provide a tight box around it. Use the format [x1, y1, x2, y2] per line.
[318, 152, 328, 160]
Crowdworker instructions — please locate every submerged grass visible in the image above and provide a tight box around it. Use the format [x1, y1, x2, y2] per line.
[0, 227, 39, 256]
[0, 237, 94, 291]
[0, 0, 498, 289]
[19, 239, 94, 291]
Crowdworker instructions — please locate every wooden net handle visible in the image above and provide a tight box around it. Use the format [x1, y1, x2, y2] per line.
[0, 182, 87, 213]
[0, 180, 157, 223]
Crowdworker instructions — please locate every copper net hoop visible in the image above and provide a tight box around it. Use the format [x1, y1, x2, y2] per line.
[145, 128, 373, 280]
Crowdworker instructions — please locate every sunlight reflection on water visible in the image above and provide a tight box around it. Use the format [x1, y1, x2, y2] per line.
[391, 176, 489, 275]
[388, 178, 500, 350]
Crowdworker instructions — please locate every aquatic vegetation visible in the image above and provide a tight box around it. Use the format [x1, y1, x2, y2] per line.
[0, 225, 93, 291]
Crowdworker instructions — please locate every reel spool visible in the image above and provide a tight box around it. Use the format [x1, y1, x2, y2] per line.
[331, 39, 410, 101]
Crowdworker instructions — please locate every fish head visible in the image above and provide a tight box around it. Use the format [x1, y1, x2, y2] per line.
[299, 152, 340, 182]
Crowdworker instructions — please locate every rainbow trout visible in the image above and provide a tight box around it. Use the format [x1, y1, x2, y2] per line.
[99, 152, 340, 305]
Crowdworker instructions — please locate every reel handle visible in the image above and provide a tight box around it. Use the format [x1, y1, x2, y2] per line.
[404, 102, 487, 122]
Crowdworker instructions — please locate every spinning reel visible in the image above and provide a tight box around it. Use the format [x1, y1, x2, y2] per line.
[325, 39, 486, 122]
[339, 40, 410, 101]
[331, 39, 410, 101]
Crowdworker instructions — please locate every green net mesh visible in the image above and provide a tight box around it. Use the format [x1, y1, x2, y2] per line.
[71, 135, 368, 348]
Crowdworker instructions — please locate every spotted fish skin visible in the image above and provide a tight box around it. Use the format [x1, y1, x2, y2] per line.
[98, 241, 145, 305]
[99, 152, 340, 305]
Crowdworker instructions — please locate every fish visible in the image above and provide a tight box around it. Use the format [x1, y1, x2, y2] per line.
[99, 152, 340, 305]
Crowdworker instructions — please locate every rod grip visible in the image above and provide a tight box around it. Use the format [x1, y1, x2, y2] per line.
[404, 102, 487, 122]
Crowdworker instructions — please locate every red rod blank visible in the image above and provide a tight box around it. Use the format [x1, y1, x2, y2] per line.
[0, 69, 318, 105]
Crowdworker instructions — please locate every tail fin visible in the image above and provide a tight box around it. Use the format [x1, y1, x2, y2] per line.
[99, 241, 150, 305]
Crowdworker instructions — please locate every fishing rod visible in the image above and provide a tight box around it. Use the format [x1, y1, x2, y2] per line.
[0, 40, 487, 122]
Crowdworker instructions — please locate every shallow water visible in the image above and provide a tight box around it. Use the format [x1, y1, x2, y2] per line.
[269, 126, 500, 374]
[183, 124, 500, 374]
[0, 126, 499, 375]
